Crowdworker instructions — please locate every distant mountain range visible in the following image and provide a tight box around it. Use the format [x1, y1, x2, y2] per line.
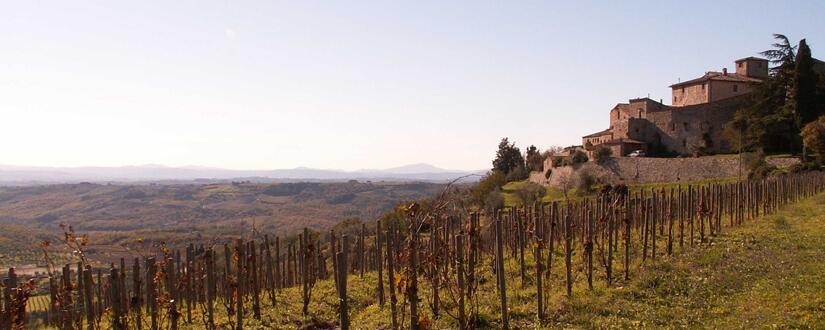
[0, 163, 486, 184]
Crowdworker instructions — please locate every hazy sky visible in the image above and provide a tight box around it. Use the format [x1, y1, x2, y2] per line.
[1, 1, 823, 171]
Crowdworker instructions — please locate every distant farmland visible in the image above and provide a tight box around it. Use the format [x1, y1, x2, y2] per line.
[0, 181, 444, 266]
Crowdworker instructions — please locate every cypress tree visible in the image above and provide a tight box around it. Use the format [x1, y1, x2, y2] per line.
[793, 39, 821, 127]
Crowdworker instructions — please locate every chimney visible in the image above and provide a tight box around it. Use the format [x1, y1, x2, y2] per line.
[722, 68, 728, 76]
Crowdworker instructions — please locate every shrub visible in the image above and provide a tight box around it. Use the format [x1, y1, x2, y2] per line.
[471, 170, 506, 206]
[576, 170, 599, 196]
[743, 150, 777, 180]
[593, 147, 612, 164]
[802, 115, 825, 162]
[788, 162, 821, 174]
[484, 189, 505, 213]
[513, 182, 546, 206]
[552, 157, 564, 168]
[570, 150, 589, 165]
[505, 165, 529, 182]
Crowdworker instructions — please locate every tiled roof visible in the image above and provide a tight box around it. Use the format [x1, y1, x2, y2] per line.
[669, 72, 762, 88]
[582, 128, 613, 138]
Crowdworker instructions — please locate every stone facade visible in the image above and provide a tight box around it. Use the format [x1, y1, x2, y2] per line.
[582, 56, 768, 156]
[671, 58, 767, 107]
[735, 56, 769, 79]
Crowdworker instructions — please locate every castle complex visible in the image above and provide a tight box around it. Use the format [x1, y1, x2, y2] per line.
[582, 57, 769, 157]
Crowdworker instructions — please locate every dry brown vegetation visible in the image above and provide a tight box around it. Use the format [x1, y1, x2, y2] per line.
[0, 181, 443, 266]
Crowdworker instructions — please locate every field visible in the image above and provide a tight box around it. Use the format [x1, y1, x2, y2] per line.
[174, 191, 825, 328]
[559, 191, 825, 328]
[10, 173, 824, 329]
[0, 181, 443, 267]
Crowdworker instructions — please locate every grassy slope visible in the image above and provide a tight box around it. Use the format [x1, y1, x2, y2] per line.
[502, 176, 739, 207]
[559, 192, 825, 328]
[30, 192, 825, 329]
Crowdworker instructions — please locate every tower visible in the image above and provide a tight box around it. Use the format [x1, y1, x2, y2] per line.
[735, 57, 769, 79]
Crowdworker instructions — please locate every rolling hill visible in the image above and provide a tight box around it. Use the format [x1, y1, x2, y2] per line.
[0, 163, 484, 184]
[0, 180, 446, 266]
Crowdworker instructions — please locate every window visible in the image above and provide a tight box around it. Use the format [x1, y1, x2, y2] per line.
[701, 83, 706, 90]
[682, 139, 686, 147]
[683, 122, 689, 131]
[670, 122, 675, 131]
[635, 128, 639, 133]
[738, 62, 743, 68]
[733, 84, 739, 92]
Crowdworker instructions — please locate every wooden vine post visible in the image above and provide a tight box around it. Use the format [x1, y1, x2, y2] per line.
[376, 220, 385, 307]
[495, 214, 509, 329]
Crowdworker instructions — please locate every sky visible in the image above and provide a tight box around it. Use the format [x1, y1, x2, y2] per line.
[1, 1, 823, 171]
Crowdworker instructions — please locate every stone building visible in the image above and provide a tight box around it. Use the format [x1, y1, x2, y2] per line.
[542, 145, 586, 169]
[582, 57, 768, 157]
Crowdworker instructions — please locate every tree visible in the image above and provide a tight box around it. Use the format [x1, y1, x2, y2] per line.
[802, 115, 825, 162]
[492, 138, 524, 175]
[525, 145, 544, 172]
[762, 34, 796, 80]
[792, 39, 821, 127]
[726, 34, 800, 154]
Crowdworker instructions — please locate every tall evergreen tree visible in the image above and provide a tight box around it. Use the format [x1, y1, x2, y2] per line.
[726, 34, 799, 153]
[492, 138, 524, 175]
[792, 39, 821, 126]
[762, 34, 796, 82]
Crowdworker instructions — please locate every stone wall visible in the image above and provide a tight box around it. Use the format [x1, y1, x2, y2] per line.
[530, 156, 800, 187]
[736, 58, 769, 78]
[709, 80, 753, 103]
[672, 83, 708, 106]
[640, 96, 745, 155]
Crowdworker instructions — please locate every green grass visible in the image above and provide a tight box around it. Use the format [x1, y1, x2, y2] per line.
[503, 176, 738, 208]
[34, 192, 825, 329]
[557, 192, 825, 328]
[193, 192, 825, 328]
